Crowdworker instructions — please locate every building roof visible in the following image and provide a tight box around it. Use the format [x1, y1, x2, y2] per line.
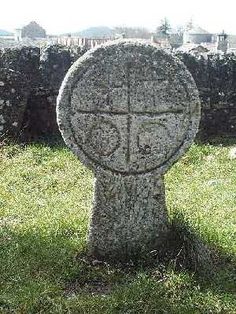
[187, 26, 210, 35]
[176, 42, 217, 54]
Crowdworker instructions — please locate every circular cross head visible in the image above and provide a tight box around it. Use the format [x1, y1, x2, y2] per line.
[57, 40, 201, 175]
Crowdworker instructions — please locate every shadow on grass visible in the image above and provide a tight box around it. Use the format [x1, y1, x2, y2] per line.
[0, 222, 86, 312]
[196, 135, 236, 147]
[26, 135, 66, 148]
[165, 214, 236, 294]
[0, 215, 235, 313]
[66, 214, 236, 298]
[3, 132, 236, 149]
[1, 134, 65, 149]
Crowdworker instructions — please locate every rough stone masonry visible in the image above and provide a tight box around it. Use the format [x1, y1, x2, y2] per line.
[57, 40, 201, 260]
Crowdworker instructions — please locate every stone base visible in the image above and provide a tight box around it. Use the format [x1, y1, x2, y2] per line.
[88, 170, 169, 260]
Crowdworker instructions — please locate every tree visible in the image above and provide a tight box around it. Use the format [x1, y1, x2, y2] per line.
[156, 18, 171, 37]
[22, 21, 46, 39]
[169, 25, 184, 48]
[186, 19, 193, 31]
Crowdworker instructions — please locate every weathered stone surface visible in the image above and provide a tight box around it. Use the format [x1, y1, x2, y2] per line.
[40, 45, 75, 91]
[20, 45, 87, 139]
[57, 40, 201, 260]
[0, 45, 86, 140]
[0, 68, 29, 139]
[177, 53, 236, 139]
[20, 45, 75, 139]
[90, 171, 167, 258]
[21, 92, 59, 139]
[0, 46, 40, 87]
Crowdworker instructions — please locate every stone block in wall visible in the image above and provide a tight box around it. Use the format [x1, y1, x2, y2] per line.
[207, 54, 236, 108]
[21, 89, 59, 139]
[39, 44, 88, 91]
[198, 108, 236, 140]
[0, 68, 30, 139]
[19, 44, 89, 139]
[40, 45, 73, 91]
[176, 53, 211, 109]
[0, 47, 40, 88]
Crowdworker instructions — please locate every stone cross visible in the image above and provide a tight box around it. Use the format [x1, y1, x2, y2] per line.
[57, 40, 201, 260]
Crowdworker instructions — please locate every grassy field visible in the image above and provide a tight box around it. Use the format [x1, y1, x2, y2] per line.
[0, 138, 235, 313]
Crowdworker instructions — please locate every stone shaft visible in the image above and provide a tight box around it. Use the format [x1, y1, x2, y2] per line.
[88, 170, 168, 260]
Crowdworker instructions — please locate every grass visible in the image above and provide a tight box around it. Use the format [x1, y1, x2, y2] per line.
[0, 138, 235, 313]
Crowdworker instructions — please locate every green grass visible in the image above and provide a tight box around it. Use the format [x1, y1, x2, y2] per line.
[0, 138, 235, 313]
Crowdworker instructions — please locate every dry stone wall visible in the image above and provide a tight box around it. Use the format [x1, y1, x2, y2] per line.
[0, 44, 236, 141]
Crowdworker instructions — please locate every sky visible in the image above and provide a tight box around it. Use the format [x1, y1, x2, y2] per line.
[1, 0, 236, 35]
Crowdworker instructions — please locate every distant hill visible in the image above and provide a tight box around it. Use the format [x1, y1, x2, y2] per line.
[0, 29, 13, 36]
[72, 26, 114, 38]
